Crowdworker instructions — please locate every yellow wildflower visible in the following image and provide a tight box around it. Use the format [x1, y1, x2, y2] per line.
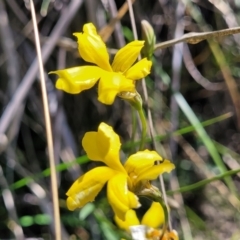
[115, 202, 165, 231]
[141, 202, 165, 229]
[66, 122, 174, 220]
[115, 202, 179, 240]
[50, 23, 152, 105]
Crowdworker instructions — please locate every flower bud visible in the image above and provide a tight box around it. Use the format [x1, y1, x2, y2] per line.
[141, 20, 156, 59]
[118, 91, 142, 111]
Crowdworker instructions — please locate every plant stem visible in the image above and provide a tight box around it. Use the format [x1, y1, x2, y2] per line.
[167, 167, 240, 195]
[139, 187, 168, 239]
[130, 107, 137, 154]
[138, 108, 147, 151]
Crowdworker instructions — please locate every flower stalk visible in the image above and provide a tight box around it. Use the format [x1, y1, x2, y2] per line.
[138, 107, 147, 151]
[138, 186, 169, 239]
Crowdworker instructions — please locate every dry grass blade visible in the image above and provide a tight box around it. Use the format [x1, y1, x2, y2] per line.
[155, 26, 240, 50]
[29, 1, 61, 239]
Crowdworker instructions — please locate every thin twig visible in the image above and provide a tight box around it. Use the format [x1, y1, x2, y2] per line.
[126, 0, 171, 231]
[207, 0, 240, 43]
[29, 1, 60, 239]
[154, 26, 240, 50]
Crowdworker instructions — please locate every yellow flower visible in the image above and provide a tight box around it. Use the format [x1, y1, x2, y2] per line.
[114, 209, 140, 231]
[115, 202, 164, 231]
[141, 202, 165, 228]
[50, 23, 152, 105]
[66, 122, 175, 220]
[115, 202, 179, 240]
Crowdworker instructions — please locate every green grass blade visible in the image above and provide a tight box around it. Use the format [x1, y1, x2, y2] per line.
[214, 140, 240, 159]
[174, 92, 236, 194]
[123, 112, 232, 149]
[167, 168, 240, 195]
[9, 155, 89, 191]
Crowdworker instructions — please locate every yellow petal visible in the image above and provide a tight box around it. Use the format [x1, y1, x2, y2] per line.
[50, 66, 102, 94]
[74, 23, 112, 72]
[114, 210, 140, 231]
[82, 122, 126, 172]
[66, 166, 115, 211]
[137, 161, 175, 182]
[124, 150, 175, 184]
[125, 58, 152, 80]
[97, 72, 135, 105]
[125, 150, 162, 175]
[141, 202, 165, 228]
[112, 41, 144, 72]
[107, 174, 140, 220]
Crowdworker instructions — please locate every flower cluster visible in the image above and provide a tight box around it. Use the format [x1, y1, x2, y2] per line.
[50, 23, 152, 105]
[51, 22, 176, 237]
[66, 122, 174, 220]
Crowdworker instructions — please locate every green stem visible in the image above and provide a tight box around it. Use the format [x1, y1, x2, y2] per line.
[138, 108, 147, 151]
[130, 107, 137, 154]
[123, 112, 233, 150]
[167, 168, 240, 195]
[138, 188, 169, 238]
